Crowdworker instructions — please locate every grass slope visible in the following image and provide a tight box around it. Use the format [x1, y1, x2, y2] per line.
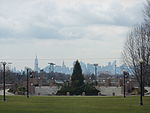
[0, 96, 150, 113]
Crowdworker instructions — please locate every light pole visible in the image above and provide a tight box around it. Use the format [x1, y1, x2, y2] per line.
[26, 68, 29, 98]
[123, 71, 129, 98]
[48, 63, 55, 81]
[139, 59, 143, 105]
[25, 67, 31, 98]
[2, 62, 6, 101]
[48, 63, 55, 73]
[38, 77, 41, 87]
[1, 62, 12, 101]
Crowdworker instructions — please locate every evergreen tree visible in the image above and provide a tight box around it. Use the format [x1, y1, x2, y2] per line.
[71, 60, 84, 87]
[57, 60, 99, 95]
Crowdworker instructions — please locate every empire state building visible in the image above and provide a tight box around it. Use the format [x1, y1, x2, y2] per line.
[34, 56, 39, 72]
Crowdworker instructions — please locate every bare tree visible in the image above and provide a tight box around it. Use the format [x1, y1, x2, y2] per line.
[123, 25, 150, 85]
[123, 0, 150, 87]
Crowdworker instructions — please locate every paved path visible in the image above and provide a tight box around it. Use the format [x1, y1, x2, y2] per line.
[0, 89, 14, 95]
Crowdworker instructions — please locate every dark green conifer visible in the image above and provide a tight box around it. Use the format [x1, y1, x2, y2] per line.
[71, 60, 84, 87]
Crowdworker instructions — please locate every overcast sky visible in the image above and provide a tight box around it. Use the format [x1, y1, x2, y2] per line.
[0, 0, 146, 70]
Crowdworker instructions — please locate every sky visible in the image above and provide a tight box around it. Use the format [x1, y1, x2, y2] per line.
[0, 0, 146, 70]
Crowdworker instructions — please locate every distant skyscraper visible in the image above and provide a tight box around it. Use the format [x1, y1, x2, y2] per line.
[62, 60, 66, 73]
[62, 60, 65, 67]
[34, 56, 39, 72]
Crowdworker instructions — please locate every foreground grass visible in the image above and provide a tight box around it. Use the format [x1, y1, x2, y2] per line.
[0, 96, 150, 113]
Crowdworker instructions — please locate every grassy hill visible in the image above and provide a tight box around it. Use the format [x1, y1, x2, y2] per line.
[0, 96, 150, 113]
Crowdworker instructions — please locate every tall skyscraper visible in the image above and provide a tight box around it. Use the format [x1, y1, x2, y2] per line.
[34, 56, 39, 72]
[62, 60, 65, 67]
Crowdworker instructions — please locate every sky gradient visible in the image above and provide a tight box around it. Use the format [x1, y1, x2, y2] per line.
[0, 0, 145, 70]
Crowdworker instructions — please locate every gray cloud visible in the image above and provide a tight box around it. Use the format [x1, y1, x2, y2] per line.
[0, 0, 144, 40]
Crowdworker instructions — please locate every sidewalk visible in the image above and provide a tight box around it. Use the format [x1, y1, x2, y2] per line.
[0, 89, 14, 96]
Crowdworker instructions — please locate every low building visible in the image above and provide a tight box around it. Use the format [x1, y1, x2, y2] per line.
[96, 86, 122, 96]
[35, 86, 61, 96]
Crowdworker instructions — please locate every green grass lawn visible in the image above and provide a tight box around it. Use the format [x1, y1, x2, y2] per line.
[0, 96, 150, 113]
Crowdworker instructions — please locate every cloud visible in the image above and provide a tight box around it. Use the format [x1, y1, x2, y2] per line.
[0, 0, 145, 40]
[0, 0, 146, 70]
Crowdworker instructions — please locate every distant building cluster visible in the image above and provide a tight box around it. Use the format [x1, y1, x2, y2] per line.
[0, 56, 142, 96]
[10, 56, 129, 75]
[80, 61, 127, 75]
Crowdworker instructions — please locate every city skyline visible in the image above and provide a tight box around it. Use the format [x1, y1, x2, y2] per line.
[8, 56, 127, 75]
